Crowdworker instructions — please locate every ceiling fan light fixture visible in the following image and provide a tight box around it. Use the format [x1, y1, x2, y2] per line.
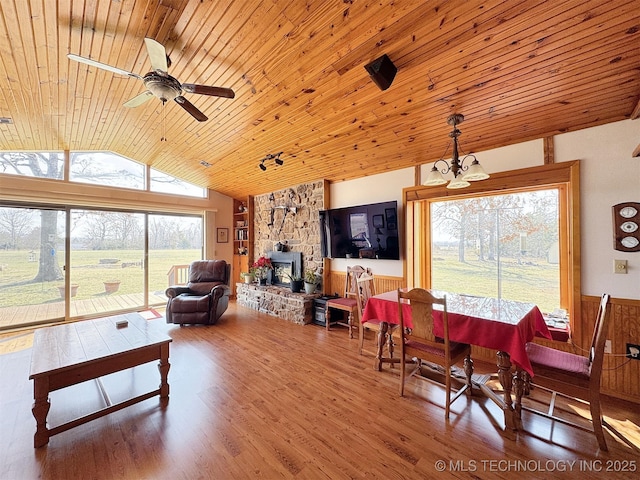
[144, 73, 182, 102]
[67, 38, 234, 123]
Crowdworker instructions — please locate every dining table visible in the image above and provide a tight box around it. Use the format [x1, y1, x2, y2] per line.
[360, 289, 552, 431]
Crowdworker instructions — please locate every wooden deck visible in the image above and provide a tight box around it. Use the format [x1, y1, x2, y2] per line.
[0, 293, 167, 330]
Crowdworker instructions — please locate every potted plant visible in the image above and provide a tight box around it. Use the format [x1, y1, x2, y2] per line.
[277, 267, 303, 293]
[57, 284, 79, 298]
[103, 280, 121, 294]
[250, 256, 273, 285]
[304, 268, 317, 294]
[240, 272, 253, 284]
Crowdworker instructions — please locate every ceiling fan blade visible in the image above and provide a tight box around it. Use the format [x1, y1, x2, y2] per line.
[182, 84, 235, 99]
[175, 96, 208, 122]
[123, 91, 154, 108]
[144, 38, 168, 73]
[67, 54, 142, 80]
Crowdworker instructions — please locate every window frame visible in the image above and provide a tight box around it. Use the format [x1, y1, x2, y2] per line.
[403, 160, 581, 341]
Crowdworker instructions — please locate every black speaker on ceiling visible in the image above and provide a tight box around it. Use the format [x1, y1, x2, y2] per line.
[364, 54, 397, 91]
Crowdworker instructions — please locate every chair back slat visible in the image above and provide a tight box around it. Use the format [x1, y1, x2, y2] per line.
[589, 293, 612, 385]
[398, 288, 448, 350]
[355, 272, 376, 319]
[345, 265, 367, 297]
[406, 301, 435, 342]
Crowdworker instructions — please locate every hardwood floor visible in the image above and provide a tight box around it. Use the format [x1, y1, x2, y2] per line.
[1, 302, 639, 479]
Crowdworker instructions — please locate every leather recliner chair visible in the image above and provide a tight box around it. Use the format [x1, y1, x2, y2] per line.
[165, 260, 231, 325]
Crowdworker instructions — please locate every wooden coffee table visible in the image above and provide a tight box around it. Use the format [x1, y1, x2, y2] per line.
[29, 313, 172, 447]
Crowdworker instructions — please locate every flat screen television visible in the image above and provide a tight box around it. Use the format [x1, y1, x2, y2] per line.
[319, 200, 399, 260]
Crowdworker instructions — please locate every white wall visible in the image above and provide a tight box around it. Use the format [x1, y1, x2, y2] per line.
[330, 120, 640, 300]
[555, 120, 640, 299]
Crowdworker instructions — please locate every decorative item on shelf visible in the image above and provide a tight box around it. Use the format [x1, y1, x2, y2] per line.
[103, 280, 121, 294]
[250, 256, 273, 285]
[238, 202, 245, 212]
[237, 246, 247, 255]
[240, 272, 253, 284]
[304, 268, 317, 294]
[274, 241, 288, 252]
[423, 113, 490, 189]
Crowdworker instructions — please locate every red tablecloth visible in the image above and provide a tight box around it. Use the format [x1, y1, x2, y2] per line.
[361, 290, 551, 376]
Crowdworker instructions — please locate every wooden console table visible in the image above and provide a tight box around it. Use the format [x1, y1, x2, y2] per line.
[29, 313, 172, 447]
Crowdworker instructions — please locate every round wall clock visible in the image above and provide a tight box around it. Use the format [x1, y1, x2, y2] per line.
[612, 202, 640, 252]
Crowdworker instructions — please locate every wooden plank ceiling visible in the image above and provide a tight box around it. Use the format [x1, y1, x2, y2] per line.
[0, 0, 638, 200]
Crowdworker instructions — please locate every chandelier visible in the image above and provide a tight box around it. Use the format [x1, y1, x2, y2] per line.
[423, 114, 489, 189]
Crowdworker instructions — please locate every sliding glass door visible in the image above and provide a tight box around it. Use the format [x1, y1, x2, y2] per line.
[0, 205, 203, 330]
[0, 206, 67, 329]
[69, 210, 146, 317]
[148, 214, 203, 302]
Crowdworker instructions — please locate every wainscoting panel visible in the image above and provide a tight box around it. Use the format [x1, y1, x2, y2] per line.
[326, 271, 404, 298]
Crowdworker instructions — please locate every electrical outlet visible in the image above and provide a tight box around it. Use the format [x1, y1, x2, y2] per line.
[626, 343, 640, 360]
[604, 339, 612, 354]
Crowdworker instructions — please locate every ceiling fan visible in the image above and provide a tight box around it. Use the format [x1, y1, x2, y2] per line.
[67, 38, 235, 122]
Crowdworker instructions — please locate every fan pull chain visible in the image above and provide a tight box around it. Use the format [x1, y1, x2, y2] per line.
[161, 100, 167, 142]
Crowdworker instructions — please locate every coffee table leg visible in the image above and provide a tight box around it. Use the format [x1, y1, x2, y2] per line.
[158, 343, 170, 399]
[32, 378, 51, 448]
[497, 351, 516, 431]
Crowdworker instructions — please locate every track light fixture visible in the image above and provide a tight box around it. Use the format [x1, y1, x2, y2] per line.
[258, 152, 284, 171]
[423, 114, 489, 189]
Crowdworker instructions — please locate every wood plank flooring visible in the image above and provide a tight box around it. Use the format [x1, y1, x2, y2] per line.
[1, 302, 639, 479]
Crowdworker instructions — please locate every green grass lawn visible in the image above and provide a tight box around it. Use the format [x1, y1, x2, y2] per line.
[0, 249, 200, 306]
[431, 249, 559, 312]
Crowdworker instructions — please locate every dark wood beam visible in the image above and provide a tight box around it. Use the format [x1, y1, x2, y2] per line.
[543, 137, 555, 164]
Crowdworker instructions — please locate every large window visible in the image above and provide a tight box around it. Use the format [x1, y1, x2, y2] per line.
[0, 151, 63, 179]
[70, 151, 145, 190]
[405, 161, 581, 337]
[430, 189, 560, 312]
[150, 168, 206, 197]
[0, 150, 206, 198]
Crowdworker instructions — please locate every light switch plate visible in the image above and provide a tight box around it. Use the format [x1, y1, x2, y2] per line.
[614, 259, 628, 274]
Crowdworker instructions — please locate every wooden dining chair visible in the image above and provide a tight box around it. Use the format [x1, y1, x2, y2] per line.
[398, 288, 473, 419]
[325, 265, 368, 337]
[356, 273, 401, 369]
[355, 272, 379, 354]
[524, 293, 611, 450]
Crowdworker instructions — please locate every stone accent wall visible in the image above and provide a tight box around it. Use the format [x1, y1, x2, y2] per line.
[236, 283, 320, 325]
[252, 181, 324, 277]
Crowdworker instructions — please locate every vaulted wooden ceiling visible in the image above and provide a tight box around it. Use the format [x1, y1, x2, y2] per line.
[0, 0, 638, 200]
